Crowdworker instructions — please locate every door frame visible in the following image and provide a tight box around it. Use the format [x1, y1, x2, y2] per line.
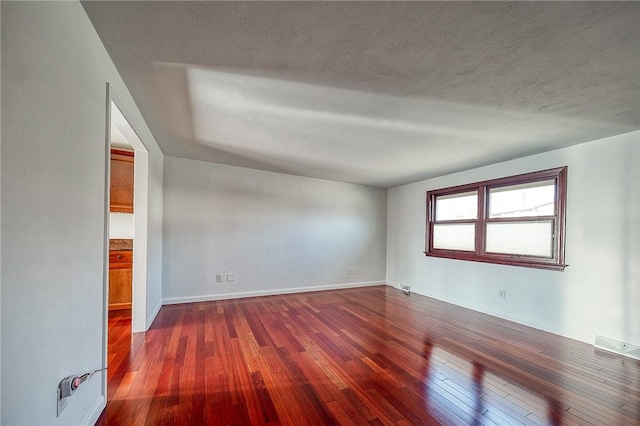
[102, 83, 151, 399]
[109, 93, 149, 334]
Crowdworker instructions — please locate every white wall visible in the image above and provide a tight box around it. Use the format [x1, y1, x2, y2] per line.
[109, 213, 134, 239]
[387, 131, 640, 346]
[1, 2, 163, 425]
[163, 157, 387, 302]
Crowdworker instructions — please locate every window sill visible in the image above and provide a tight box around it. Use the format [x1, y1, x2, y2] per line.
[425, 251, 566, 271]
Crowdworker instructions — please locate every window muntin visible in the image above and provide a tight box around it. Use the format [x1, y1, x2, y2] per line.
[426, 167, 567, 270]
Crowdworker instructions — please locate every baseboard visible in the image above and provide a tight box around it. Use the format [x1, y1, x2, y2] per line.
[445, 293, 591, 344]
[386, 281, 401, 289]
[481, 305, 593, 344]
[146, 301, 162, 330]
[385, 283, 593, 344]
[594, 335, 640, 360]
[163, 281, 385, 305]
[82, 395, 105, 426]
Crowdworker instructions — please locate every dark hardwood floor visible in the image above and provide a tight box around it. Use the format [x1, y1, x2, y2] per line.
[97, 285, 640, 425]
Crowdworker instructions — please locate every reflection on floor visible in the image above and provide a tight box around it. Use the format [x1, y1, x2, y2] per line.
[97, 286, 640, 425]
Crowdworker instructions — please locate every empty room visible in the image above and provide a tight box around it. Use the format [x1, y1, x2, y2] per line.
[1, 1, 639, 425]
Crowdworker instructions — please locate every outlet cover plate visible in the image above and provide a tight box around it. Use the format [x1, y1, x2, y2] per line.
[57, 389, 67, 417]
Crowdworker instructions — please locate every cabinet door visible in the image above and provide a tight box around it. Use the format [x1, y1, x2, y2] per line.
[109, 267, 132, 310]
[109, 249, 133, 310]
[110, 149, 134, 213]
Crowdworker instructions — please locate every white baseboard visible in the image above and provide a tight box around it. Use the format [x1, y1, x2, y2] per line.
[452, 296, 591, 344]
[386, 281, 402, 289]
[146, 301, 162, 329]
[82, 395, 105, 426]
[386, 281, 592, 344]
[163, 281, 385, 305]
[390, 283, 592, 344]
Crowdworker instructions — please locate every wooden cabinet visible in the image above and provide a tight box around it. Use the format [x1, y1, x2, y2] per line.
[110, 148, 134, 213]
[109, 250, 132, 310]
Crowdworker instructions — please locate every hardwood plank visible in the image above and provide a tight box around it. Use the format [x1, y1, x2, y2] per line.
[97, 286, 640, 425]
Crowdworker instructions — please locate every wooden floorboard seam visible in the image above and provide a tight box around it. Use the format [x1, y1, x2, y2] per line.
[98, 286, 639, 425]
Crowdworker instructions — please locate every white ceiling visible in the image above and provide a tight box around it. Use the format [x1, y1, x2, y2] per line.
[82, 1, 640, 188]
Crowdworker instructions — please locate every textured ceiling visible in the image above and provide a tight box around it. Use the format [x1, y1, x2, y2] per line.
[82, 1, 640, 188]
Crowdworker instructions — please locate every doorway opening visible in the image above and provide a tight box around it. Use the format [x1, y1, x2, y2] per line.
[104, 86, 150, 404]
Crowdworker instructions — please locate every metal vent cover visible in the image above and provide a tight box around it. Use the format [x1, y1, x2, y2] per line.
[594, 335, 640, 361]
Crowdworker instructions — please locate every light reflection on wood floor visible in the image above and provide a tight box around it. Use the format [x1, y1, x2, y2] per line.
[98, 286, 640, 425]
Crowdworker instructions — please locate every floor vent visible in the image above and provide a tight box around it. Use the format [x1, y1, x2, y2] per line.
[594, 335, 640, 361]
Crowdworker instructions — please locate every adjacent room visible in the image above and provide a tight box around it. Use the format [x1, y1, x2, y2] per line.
[1, 1, 638, 425]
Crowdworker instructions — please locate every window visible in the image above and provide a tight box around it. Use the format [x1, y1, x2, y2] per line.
[426, 167, 567, 270]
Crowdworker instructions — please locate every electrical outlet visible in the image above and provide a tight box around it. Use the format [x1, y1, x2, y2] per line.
[216, 274, 223, 283]
[498, 289, 506, 299]
[227, 273, 236, 282]
[346, 268, 352, 275]
[57, 388, 67, 417]
[354, 267, 359, 274]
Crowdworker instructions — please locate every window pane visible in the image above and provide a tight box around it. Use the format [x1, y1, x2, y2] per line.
[486, 221, 553, 257]
[489, 180, 555, 218]
[433, 223, 475, 251]
[436, 191, 478, 220]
